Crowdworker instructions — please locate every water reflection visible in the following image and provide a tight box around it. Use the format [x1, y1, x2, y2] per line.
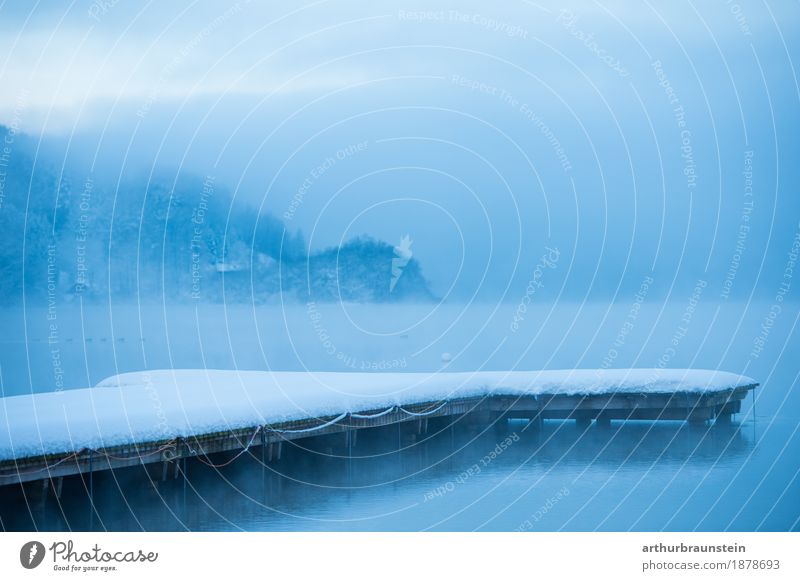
[0, 418, 754, 531]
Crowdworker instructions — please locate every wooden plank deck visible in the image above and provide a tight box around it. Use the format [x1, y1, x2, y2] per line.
[0, 384, 756, 489]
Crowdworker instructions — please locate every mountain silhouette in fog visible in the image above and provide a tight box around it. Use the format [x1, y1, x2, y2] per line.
[0, 125, 434, 304]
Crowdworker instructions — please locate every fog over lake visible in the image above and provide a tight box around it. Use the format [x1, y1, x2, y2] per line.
[0, 0, 798, 532]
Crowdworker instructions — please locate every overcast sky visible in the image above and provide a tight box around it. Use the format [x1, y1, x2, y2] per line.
[1, 0, 798, 300]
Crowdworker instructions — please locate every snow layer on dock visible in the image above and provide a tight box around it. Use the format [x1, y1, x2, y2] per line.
[0, 369, 755, 461]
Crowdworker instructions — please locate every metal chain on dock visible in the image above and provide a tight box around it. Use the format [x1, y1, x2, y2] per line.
[0, 448, 86, 477]
[398, 400, 450, 417]
[351, 406, 398, 419]
[266, 411, 349, 434]
[98, 440, 178, 461]
[191, 427, 262, 468]
[0, 439, 181, 478]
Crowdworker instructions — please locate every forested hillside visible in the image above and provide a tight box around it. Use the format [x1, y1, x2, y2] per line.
[0, 126, 433, 303]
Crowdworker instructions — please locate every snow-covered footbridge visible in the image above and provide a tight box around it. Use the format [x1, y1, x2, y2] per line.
[0, 369, 757, 494]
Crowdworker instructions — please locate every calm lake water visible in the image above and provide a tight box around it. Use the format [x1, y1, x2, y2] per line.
[1, 301, 798, 531]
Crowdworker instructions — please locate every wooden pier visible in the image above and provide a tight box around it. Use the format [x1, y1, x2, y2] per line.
[0, 383, 756, 494]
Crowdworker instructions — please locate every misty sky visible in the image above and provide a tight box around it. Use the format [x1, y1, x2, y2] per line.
[1, 0, 798, 300]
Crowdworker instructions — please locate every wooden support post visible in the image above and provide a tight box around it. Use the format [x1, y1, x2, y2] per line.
[267, 443, 273, 463]
[40, 478, 49, 505]
[260, 428, 266, 469]
[715, 401, 738, 425]
[492, 413, 507, 434]
[462, 411, 481, 435]
[596, 415, 611, 428]
[575, 416, 591, 429]
[715, 413, 732, 425]
[88, 451, 94, 497]
[688, 408, 713, 426]
[182, 457, 187, 507]
[23, 479, 48, 508]
[275, 441, 282, 461]
[24, 478, 49, 522]
[174, 440, 184, 479]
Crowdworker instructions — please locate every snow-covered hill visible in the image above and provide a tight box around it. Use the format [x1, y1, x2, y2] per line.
[0, 126, 434, 303]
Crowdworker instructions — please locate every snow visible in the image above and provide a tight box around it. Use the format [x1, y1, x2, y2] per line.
[0, 369, 756, 461]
